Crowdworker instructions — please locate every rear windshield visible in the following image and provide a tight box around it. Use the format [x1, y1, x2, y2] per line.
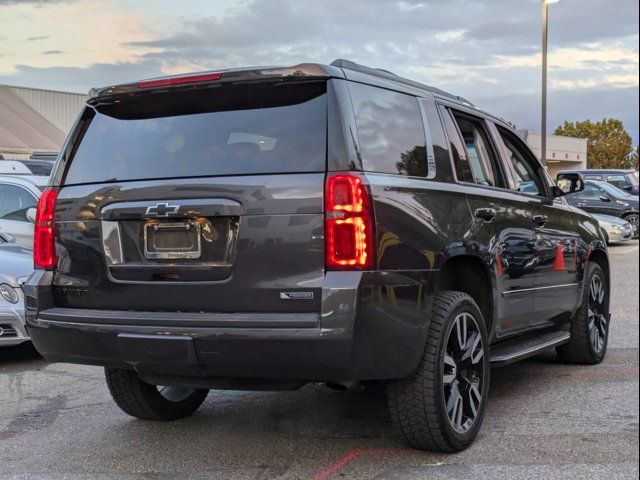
[63, 82, 327, 185]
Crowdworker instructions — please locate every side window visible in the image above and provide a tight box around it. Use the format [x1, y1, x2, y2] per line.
[579, 184, 600, 199]
[440, 108, 474, 183]
[606, 174, 630, 190]
[422, 100, 454, 183]
[349, 83, 427, 176]
[0, 184, 37, 222]
[584, 174, 602, 181]
[448, 110, 504, 187]
[496, 127, 546, 197]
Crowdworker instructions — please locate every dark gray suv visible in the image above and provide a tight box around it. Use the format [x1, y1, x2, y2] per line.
[26, 60, 611, 452]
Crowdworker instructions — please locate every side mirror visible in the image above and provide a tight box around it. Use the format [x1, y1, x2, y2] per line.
[551, 185, 565, 199]
[26, 207, 37, 223]
[556, 173, 585, 195]
[599, 195, 611, 202]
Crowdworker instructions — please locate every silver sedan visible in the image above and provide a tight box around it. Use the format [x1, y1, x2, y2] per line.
[0, 232, 33, 347]
[592, 213, 634, 244]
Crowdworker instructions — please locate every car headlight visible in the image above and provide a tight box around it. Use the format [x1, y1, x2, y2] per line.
[0, 283, 19, 304]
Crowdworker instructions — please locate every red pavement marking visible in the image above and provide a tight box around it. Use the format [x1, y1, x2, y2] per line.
[310, 449, 411, 480]
[310, 369, 638, 479]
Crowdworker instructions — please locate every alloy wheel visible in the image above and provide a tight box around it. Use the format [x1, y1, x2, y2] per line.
[588, 274, 608, 354]
[442, 312, 485, 434]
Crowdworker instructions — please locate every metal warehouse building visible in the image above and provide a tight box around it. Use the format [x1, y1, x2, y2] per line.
[0, 84, 87, 161]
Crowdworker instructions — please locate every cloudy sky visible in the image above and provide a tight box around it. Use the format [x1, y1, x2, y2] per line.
[0, 0, 638, 142]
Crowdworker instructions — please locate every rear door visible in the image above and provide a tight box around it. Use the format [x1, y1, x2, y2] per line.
[440, 105, 537, 340]
[52, 80, 329, 313]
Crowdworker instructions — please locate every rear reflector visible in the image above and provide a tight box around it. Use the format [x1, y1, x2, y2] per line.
[34, 188, 58, 269]
[137, 72, 222, 89]
[325, 173, 375, 270]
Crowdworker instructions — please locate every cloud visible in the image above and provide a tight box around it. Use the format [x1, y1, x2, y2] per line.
[0, 0, 637, 142]
[477, 86, 639, 145]
[0, 0, 76, 4]
[42, 50, 64, 54]
[26, 35, 50, 41]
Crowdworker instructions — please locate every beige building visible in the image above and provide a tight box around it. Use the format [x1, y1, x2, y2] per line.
[520, 131, 588, 178]
[0, 85, 87, 161]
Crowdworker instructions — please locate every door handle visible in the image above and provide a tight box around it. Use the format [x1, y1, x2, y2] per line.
[475, 208, 496, 222]
[532, 214, 548, 227]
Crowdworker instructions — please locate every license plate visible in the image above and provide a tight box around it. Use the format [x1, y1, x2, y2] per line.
[144, 221, 201, 260]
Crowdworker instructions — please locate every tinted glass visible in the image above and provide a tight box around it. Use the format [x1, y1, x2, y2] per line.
[440, 108, 473, 182]
[584, 174, 603, 181]
[598, 181, 628, 198]
[606, 174, 631, 190]
[579, 183, 602, 199]
[423, 100, 454, 183]
[497, 127, 544, 196]
[64, 83, 327, 185]
[0, 184, 37, 221]
[349, 83, 427, 176]
[451, 113, 501, 187]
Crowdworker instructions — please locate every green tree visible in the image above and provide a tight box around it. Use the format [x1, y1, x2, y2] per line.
[554, 119, 633, 169]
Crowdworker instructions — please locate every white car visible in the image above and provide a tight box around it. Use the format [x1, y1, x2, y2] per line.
[0, 174, 48, 247]
[0, 232, 32, 347]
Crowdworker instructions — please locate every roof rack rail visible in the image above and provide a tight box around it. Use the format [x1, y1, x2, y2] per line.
[330, 58, 474, 106]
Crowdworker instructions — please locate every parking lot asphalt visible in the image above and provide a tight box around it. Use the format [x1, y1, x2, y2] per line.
[1, 241, 638, 480]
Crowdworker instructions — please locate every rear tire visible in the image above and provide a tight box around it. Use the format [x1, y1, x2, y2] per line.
[105, 367, 209, 421]
[387, 291, 490, 452]
[556, 262, 609, 364]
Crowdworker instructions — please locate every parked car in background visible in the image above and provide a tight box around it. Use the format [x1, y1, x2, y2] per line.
[564, 180, 639, 236]
[591, 214, 634, 244]
[26, 59, 611, 453]
[0, 232, 32, 348]
[17, 159, 55, 177]
[0, 174, 47, 247]
[0, 161, 33, 175]
[557, 169, 639, 196]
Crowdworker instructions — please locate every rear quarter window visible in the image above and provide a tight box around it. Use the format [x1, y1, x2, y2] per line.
[63, 82, 327, 185]
[348, 83, 427, 176]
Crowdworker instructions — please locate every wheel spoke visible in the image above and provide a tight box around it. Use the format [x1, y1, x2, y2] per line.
[590, 323, 599, 351]
[596, 314, 607, 337]
[456, 314, 468, 351]
[448, 383, 464, 430]
[469, 385, 482, 417]
[443, 354, 456, 385]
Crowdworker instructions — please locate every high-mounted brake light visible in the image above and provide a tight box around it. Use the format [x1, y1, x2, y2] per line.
[325, 174, 375, 270]
[34, 189, 58, 269]
[137, 72, 223, 89]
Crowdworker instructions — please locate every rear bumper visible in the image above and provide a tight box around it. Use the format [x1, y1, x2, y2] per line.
[28, 309, 353, 380]
[26, 270, 436, 383]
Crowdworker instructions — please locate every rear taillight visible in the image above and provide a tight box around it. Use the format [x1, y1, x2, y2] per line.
[137, 72, 222, 88]
[34, 189, 58, 270]
[325, 173, 375, 270]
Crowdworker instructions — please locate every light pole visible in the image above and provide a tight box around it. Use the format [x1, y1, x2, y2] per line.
[541, 0, 559, 168]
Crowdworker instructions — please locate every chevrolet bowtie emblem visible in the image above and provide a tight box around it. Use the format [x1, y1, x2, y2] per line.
[145, 202, 180, 218]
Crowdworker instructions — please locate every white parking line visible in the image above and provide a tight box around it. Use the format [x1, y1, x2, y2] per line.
[608, 245, 639, 255]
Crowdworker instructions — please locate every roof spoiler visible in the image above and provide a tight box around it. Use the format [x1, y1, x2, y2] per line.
[87, 63, 342, 105]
